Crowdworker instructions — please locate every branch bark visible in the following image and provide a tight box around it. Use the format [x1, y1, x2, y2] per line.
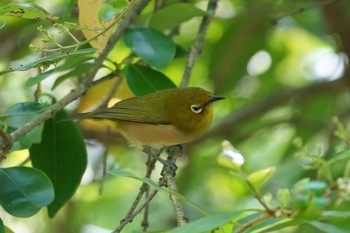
[180, 0, 219, 88]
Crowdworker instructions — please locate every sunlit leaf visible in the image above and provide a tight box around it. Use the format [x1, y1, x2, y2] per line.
[277, 188, 290, 207]
[99, 0, 128, 22]
[9, 48, 97, 72]
[124, 27, 176, 69]
[30, 110, 87, 217]
[150, 3, 206, 31]
[0, 21, 6, 30]
[0, 167, 54, 217]
[125, 64, 176, 96]
[248, 166, 275, 190]
[78, 0, 114, 51]
[167, 211, 245, 233]
[0, 3, 59, 20]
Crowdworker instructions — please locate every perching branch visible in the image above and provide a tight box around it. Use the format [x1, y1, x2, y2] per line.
[0, 0, 151, 160]
[161, 145, 188, 226]
[180, 0, 219, 88]
[112, 190, 159, 233]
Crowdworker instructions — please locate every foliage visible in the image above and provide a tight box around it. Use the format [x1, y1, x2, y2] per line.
[1, 0, 350, 233]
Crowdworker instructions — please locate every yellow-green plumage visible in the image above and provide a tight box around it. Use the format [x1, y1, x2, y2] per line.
[75, 87, 223, 147]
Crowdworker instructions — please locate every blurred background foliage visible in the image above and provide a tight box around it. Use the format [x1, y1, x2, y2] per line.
[1, 0, 350, 232]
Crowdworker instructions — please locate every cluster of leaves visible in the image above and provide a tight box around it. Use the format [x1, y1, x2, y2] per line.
[1, 0, 350, 233]
[0, 1, 209, 232]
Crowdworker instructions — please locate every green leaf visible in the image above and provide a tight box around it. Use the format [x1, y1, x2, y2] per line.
[0, 48, 97, 76]
[99, 0, 128, 22]
[260, 219, 304, 232]
[51, 63, 93, 90]
[301, 181, 327, 196]
[0, 218, 4, 233]
[308, 221, 348, 233]
[246, 216, 284, 233]
[0, 3, 59, 20]
[109, 169, 208, 215]
[29, 110, 87, 217]
[109, 169, 163, 191]
[124, 27, 176, 69]
[0, 21, 6, 30]
[26, 56, 93, 88]
[1, 102, 49, 117]
[328, 149, 350, 165]
[0, 167, 54, 217]
[167, 211, 245, 233]
[150, 3, 207, 31]
[0, 102, 49, 151]
[125, 64, 176, 96]
[277, 188, 290, 207]
[321, 211, 350, 219]
[248, 166, 275, 190]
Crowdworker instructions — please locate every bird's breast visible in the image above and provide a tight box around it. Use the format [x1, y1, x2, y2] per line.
[117, 121, 199, 148]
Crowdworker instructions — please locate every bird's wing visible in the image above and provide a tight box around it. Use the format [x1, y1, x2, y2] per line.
[90, 96, 170, 125]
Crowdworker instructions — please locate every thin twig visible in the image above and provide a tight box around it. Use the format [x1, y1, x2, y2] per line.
[273, 0, 338, 24]
[240, 168, 273, 214]
[122, 151, 157, 226]
[0, 0, 151, 160]
[0, 128, 11, 160]
[180, 0, 219, 88]
[112, 190, 159, 233]
[234, 212, 271, 233]
[160, 145, 188, 226]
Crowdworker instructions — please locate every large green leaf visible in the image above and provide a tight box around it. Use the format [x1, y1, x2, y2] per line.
[29, 110, 87, 217]
[125, 64, 176, 96]
[150, 3, 207, 31]
[0, 167, 54, 217]
[124, 27, 176, 69]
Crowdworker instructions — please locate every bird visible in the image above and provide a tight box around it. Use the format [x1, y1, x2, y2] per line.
[73, 87, 224, 148]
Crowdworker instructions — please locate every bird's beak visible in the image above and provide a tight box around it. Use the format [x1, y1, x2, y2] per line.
[209, 95, 225, 103]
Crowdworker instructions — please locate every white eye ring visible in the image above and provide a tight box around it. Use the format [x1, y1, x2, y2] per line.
[190, 104, 203, 114]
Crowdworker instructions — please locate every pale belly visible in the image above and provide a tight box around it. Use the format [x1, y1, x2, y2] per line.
[118, 121, 199, 148]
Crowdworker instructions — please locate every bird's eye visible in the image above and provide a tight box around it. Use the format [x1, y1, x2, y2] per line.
[190, 104, 203, 114]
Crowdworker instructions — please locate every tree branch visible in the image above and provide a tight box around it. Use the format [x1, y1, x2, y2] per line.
[161, 145, 188, 226]
[112, 190, 159, 233]
[180, 0, 219, 88]
[0, 0, 151, 159]
[200, 78, 347, 141]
